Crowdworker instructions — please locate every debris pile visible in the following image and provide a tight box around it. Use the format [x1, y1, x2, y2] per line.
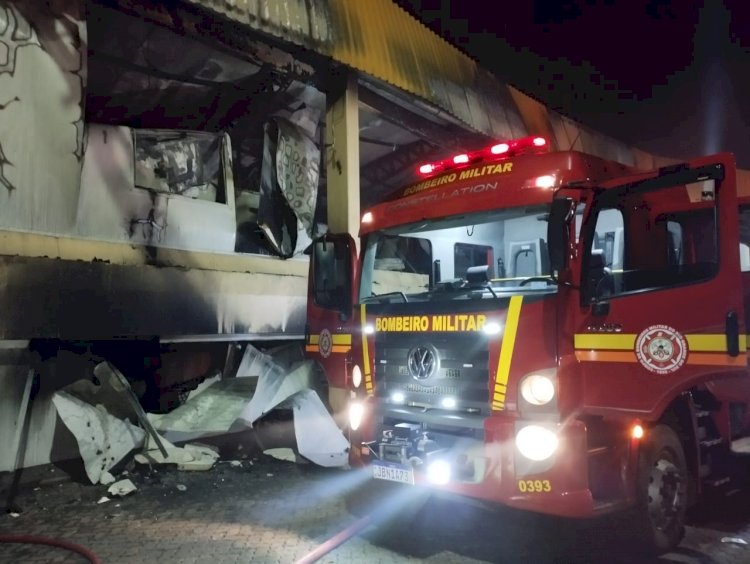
[48, 344, 348, 497]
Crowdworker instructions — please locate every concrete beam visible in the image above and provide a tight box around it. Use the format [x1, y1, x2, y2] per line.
[325, 74, 360, 249]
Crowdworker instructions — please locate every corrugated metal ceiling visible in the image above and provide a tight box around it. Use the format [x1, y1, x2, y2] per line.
[179, 0, 750, 186]
[183, 0, 517, 139]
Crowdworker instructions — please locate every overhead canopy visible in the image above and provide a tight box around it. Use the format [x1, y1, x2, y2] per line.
[113, 0, 750, 198]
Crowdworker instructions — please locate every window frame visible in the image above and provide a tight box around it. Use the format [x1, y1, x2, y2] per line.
[581, 178, 720, 305]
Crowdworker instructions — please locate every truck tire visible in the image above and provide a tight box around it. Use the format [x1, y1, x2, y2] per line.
[633, 424, 688, 554]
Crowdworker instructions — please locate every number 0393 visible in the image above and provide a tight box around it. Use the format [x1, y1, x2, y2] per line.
[517, 479, 552, 493]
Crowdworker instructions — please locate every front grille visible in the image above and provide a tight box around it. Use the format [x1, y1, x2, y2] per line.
[374, 332, 490, 417]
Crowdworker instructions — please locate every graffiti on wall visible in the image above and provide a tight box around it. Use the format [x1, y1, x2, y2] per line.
[0, 0, 85, 237]
[0, 3, 40, 191]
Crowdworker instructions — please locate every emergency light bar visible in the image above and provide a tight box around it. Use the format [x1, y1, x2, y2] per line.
[417, 135, 548, 177]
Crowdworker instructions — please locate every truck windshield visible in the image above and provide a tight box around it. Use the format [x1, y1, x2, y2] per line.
[359, 204, 555, 303]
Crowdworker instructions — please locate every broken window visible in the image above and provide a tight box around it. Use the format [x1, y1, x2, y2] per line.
[134, 130, 225, 204]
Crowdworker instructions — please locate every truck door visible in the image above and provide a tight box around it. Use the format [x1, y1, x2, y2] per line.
[306, 233, 358, 392]
[574, 154, 746, 417]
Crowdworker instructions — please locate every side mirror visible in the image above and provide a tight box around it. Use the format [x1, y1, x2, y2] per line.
[547, 198, 574, 273]
[311, 235, 355, 319]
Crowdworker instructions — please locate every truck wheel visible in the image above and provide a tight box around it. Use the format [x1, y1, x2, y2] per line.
[633, 424, 688, 554]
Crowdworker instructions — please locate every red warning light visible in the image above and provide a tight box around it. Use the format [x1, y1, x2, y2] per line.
[490, 143, 510, 155]
[416, 135, 549, 178]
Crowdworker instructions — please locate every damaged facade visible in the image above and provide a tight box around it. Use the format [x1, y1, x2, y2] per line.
[3, 0, 747, 482]
[0, 0, 332, 475]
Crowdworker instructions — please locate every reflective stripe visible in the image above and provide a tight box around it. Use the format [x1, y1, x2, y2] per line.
[575, 350, 637, 363]
[575, 333, 749, 355]
[361, 304, 373, 395]
[332, 334, 353, 345]
[687, 352, 747, 366]
[685, 334, 747, 352]
[309, 333, 351, 345]
[574, 334, 635, 350]
[492, 296, 523, 411]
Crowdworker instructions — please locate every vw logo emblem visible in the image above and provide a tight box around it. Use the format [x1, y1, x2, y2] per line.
[407, 345, 438, 381]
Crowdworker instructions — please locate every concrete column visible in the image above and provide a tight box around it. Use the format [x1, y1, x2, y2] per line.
[325, 74, 360, 250]
[324, 75, 360, 423]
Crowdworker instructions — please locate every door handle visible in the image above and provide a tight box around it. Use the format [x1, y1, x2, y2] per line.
[726, 311, 740, 357]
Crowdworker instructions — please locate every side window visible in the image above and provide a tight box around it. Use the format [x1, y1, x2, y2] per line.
[584, 178, 718, 303]
[574, 203, 586, 244]
[666, 221, 683, 265]
[592, 208, 624, 270]
[134, 130, 226, 204]
[454, 242, 493, 278]
[739, 206, 750, 272]
[313, 241, 349, 309]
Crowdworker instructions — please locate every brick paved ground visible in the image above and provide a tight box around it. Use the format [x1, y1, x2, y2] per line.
[1, 454, 749, 564]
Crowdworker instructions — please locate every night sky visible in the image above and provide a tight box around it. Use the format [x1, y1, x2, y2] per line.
[398, 0, 750, 168]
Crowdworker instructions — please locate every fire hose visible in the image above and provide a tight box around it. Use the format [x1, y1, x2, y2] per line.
[0, 534, 102, 564]
[295, 515, 373, 564]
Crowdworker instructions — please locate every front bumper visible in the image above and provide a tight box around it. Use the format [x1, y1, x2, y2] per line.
[352, 415, 624, 519]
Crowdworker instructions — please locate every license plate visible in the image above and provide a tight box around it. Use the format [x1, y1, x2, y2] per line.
[372, 461, 414, 485]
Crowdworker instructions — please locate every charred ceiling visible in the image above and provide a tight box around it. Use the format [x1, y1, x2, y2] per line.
[86, 0, 490, 216]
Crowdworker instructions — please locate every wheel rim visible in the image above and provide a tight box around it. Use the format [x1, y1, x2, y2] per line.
[646, 456, 685, 533]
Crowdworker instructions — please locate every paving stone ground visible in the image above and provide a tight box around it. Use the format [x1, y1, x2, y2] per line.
[1, 454, 749, 564]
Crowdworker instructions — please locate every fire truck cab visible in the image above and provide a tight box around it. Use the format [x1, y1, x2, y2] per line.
[306, 136, 750, 553]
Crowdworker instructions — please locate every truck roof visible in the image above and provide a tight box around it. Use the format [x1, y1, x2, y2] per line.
[360, 150, 637, 235]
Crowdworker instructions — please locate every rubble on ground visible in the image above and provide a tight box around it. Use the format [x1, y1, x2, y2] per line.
[48, 343, 349, 491]
[107, 479, 137, 497]
[52, 391, 145, 485]
[134, 435, 219, 471]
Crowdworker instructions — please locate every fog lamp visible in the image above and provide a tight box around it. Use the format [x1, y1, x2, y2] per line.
[349, 401, 364, 431]
[427, 460, 451, 485]
[515, 425, 559, 461]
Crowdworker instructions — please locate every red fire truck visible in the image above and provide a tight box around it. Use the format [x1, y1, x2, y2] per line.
[306, 135, 750, 553]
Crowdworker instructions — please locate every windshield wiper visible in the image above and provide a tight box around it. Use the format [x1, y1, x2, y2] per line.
[425, 278, 498, 299]
[518, 276, 556, 287]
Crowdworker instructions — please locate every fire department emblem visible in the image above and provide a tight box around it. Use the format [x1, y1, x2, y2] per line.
[319, 329, 332, 358]
[635, 325, 688, 374]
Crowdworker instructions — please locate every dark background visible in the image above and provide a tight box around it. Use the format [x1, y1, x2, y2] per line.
[398, 0, 750, 168]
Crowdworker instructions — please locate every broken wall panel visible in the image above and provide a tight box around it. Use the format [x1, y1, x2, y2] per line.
[52, 391, 146, 484]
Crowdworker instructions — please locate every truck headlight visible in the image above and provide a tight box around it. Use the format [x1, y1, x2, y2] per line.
[520, 373, 556, 406]
[351, 364, 362, 388]
[349, 401, 364, 431]
[515, 425, 558, 461]
[518, 368, 557, 408]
